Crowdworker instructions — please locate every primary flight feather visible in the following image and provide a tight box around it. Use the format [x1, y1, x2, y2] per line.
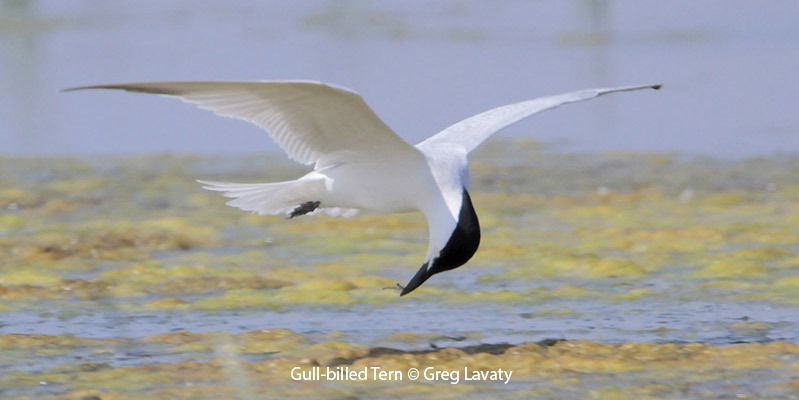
[65, 81, 660, 295]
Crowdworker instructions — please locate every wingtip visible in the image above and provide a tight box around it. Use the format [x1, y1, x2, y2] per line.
[61, 84, 118, 93]
[61, 86, 85, 93]
[652, 84, 663, 90]
[59, 83, 184, 95]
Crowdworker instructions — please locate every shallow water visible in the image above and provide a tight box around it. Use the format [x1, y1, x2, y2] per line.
[4, 300, 798, 346]
[2, 1, 799, 157]
[1, 142, 798, 398]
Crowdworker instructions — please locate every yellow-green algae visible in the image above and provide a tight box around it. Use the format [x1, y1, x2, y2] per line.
[1, 330, 797, 399]
[3, 149, 799, 309]
[2, 144, 799, 398]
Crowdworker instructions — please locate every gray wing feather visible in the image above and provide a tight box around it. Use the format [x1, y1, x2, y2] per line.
[418, 84, 661, 153]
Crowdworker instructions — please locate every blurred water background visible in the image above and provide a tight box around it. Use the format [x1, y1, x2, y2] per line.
[1, 0, 798, 157]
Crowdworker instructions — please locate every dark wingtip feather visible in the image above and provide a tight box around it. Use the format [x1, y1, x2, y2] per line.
[61, 84, 127, 93]
[61, 83, 182, 95]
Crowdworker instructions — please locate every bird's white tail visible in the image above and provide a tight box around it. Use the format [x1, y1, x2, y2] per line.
[197, 178, 326, 217]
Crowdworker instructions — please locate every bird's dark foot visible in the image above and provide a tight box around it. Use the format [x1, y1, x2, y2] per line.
[288, 201, 321, 219]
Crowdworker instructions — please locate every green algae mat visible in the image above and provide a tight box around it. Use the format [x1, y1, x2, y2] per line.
[2, 141, 798, 399]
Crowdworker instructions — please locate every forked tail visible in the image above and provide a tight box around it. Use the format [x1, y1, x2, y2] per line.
[197, 178, 359, 218]
[197, 179, 323, 217]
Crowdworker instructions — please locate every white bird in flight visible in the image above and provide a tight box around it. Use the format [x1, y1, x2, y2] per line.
[66, 81, 660, 295]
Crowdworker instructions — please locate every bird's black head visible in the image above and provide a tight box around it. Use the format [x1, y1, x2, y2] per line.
[400, 189, 481, 296]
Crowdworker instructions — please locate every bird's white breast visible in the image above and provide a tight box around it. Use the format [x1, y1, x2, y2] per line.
[313, 143, 468, 217]
[315, 152, 433, 213]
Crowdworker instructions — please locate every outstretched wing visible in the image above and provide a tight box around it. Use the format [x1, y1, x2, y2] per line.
[417, 84, 661, 154]
[64, 81, 418, 167]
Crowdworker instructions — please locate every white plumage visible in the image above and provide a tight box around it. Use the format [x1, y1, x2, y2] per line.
[66, 81, 660, 295]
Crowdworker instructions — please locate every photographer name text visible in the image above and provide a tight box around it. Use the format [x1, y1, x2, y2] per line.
[291, 366, 512, 384]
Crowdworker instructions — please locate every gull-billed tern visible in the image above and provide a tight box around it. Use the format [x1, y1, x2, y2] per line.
[66, 81, 660, 295]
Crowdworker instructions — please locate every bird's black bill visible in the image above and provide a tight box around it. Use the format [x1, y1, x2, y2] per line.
[400, 190, 482, 297]
[400, 262, 431, 296]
